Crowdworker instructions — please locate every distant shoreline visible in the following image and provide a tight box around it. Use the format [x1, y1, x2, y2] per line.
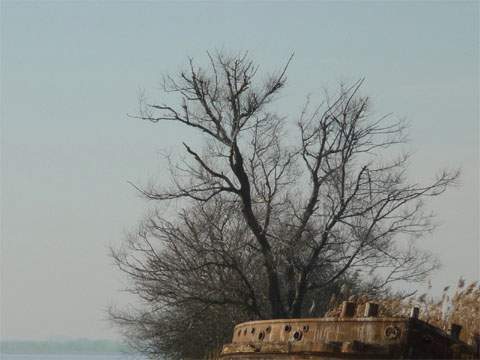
[0, 339, 133, 354]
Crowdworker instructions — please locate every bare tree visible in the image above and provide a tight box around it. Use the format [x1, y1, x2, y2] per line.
[112, 51, 458, 357]
[111, 198, 366, 359]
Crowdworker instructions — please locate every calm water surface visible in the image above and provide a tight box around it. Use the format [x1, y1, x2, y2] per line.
[1, 355, 149, 360]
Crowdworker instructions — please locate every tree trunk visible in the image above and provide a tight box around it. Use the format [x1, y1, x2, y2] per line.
[291, 272, 308, 318]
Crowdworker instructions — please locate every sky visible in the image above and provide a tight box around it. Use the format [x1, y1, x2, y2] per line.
[1, 1, 478, 341]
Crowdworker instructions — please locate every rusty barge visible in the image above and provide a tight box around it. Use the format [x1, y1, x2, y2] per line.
[220, 302, 479, 359]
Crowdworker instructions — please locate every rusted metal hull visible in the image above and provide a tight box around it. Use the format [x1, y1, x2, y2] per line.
[220, 317, 477, 359]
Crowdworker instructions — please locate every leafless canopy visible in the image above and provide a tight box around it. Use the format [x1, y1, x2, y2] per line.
[112, 52, 458, 356]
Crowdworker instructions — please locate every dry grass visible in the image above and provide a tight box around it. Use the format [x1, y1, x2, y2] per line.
[324, 279, 480, 345]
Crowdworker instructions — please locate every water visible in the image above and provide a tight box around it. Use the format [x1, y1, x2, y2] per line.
[0, 355, 148, 359]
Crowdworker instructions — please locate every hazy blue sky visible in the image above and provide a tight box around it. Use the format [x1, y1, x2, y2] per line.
[1, 1, 478, 340]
